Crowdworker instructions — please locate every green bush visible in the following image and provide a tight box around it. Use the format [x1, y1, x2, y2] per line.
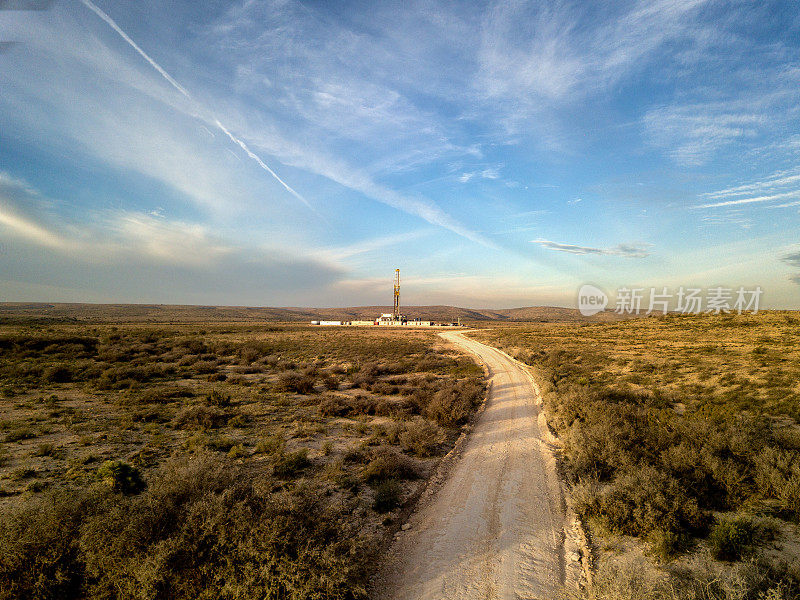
[96, 460, 145, 495]
[709, 514, 761, 561]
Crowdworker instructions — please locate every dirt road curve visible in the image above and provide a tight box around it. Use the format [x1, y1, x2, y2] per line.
[372, 331, 567, 600]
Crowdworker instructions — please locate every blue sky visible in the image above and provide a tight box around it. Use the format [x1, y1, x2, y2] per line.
[0, 0, 799, 308]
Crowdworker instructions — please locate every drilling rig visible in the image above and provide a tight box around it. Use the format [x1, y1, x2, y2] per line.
[393, 268, 400, 321]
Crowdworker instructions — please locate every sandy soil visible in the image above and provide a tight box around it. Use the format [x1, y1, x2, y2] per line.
[371, 331, 569, 600]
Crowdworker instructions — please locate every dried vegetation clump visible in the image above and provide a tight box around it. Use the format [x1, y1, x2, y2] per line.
[473, 312, 800, 596]
[0, 321, 485, 599]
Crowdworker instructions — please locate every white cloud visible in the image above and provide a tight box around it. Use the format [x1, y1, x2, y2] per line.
[694, 168, 800, 208]
[643, 104, 763, 166]
[533, 239, 651, 258]
[699, 170, 800, 201]
[476, 0, 711, 133]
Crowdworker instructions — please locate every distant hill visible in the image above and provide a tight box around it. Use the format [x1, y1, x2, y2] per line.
[0, 302, 631, 323]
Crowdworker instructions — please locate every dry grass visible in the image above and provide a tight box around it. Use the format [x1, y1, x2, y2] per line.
[0, 321, 485, 599]
[471, 312, 800, 598]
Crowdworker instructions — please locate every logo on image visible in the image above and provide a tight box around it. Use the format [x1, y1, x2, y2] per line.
[577, 284, 608, 316]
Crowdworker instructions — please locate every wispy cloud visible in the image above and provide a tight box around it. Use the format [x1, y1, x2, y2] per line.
[644, 104, 763, 166]
[476, 0, 711, 136]
[314, 230, 432, 262]
[699, 170, 800, 201]
[78, 0, 312, 210]
[699, 212, 752, 229]
[458, 167, 502, 183]
[533, 239, 651, 258]
[694, 168, 800, 209]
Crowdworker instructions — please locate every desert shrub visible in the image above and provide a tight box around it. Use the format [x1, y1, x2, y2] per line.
[320, 371, 340, 390]
[237, 342, 270, 365]
[343, 445, 368, 464]
[96, 365, 165, 389]
[318, 394, 351, 417]
[80, 455, 375, 600]
[348, 394, 377, 415]
[96, 460, 145, 495]
[227, 414, 249, 428]
[399, 418, 440, 457]
[424, 379, 484, 427]
[205, 436, 237, 452]
[11, 467, 37, 481]
[177, 354, 199, 367]
[44, 364, 73, 383]
[205, 389, 231, 407]
[0, 455, 377, 600]
[754, 446, 800, 519]
[593, 553, 800, 600]
[369, 381, 399, 395]
[272, 448, 311, 478]
[227, 444, 246, 459]
[34, 443, 66, 459]
[372, 479, 402, 512]
[645, 528, 687, 562]
[709, 514, 762, 561]
[362, 447, 420, 483]
[276, 372, 316, 394]
[0, 487, 96, 600]
[778, 470, 800, 519]
[254, 434, 285, 456]
[172, 405, 226, 430]
[4, 425, 36, 442]
[192, 360, 218, 374]
[593, 466, 706, 537]
[135, 386, 193, 404]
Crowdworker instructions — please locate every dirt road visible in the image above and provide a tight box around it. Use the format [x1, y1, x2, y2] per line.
[372, 331, 569, 600]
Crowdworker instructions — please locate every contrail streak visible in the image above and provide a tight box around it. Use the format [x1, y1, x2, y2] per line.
[214, 120, 312, 209]
[79, 0, 311, 209]
[79, 0, 190, 99]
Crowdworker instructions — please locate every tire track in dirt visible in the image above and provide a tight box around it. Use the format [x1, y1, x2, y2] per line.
[371, 331, 568, 600]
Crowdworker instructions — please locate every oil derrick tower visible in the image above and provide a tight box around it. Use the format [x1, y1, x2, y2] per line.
[393, 269, 400, 320]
